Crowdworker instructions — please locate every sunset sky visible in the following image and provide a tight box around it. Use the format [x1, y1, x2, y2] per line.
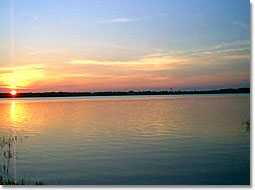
[0, 0, 250, 92]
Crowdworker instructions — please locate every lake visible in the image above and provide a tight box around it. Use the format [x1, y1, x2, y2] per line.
[0, 94, 250, 185]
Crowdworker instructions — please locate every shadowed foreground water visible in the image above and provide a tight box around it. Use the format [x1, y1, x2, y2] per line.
[0, 94, 250, 185]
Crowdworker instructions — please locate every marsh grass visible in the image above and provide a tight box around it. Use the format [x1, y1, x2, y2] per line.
[242, 120, 250, 132]
[0, 177, 43, 185]
[0, 135, 43, 185]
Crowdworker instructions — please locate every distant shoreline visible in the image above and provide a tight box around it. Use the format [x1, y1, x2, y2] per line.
[0, 88, 249, 98]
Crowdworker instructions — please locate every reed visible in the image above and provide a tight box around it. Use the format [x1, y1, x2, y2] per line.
[0, 135, 43, 185]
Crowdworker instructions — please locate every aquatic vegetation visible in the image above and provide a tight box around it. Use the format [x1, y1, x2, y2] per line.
[0, 176, 43, 185]
[242, 120, 250, 132]
[0, 135, 43, 185]
[0, 177, 24, 185]
[0, 135, 16, 183]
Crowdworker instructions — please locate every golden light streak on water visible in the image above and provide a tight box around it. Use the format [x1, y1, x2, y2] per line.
[10, 100, 17, 183]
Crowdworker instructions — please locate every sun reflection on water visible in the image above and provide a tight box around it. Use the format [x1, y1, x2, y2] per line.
[11, 101, 15, 117]
[10, 100, 17, 183]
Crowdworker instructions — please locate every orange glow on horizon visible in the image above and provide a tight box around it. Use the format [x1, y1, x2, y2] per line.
[0, 52, 249, 92]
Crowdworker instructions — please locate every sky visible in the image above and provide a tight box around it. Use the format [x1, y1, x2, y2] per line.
[0, 0, 250, 92]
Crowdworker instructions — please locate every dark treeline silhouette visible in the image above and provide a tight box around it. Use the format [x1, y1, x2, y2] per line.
[0, 88, 249, 98]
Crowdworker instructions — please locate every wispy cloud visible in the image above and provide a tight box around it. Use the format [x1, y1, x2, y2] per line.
[99, 14, 167, 24]
[232, 21, 249, 28]
[0, 39, 249, 91]
[172, 40, 250, 57]
[27, 51, 39, 56]
[101, 18, 132, 23]
[30, 15, 39, 21]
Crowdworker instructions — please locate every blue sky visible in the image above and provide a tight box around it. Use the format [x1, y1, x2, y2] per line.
[0, 0, 250, 92]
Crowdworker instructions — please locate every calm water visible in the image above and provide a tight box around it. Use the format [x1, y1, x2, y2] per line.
[0, 94, 250, 185]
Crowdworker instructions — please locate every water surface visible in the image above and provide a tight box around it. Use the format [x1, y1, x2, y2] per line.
[0, 94, 250, 185]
